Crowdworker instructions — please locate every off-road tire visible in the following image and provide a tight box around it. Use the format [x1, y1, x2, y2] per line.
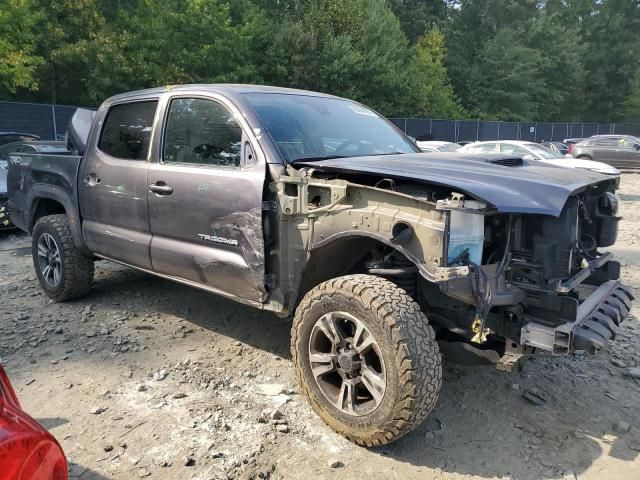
[32, 214, 94, 302]
[291, 274, 442, 446]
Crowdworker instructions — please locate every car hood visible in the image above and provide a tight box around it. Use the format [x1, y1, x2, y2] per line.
[295, 152, 615, 217]
[539, 157, 620, 175]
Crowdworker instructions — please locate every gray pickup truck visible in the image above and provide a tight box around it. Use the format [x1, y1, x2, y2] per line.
[7, 85, 633, 446]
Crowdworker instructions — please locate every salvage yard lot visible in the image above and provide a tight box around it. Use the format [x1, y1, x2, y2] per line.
[1, 177, 639, 480]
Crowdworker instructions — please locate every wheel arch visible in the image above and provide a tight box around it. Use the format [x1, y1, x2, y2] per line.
[28, 187, 89, 254]
[296, 233, 423, 307]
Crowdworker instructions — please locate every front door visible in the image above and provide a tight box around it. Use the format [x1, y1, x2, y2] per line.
[147, 95, 267, 303]
[78, 99, 159, 269]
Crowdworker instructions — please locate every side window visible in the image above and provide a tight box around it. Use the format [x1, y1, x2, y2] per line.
[473, 143, 496, 153]
[620, 138, 639, 149]
[500, 144, 528, 155]
[98, 101, 158, 160]
[593, 138, 619, 147]
[163, 97, 242, 167]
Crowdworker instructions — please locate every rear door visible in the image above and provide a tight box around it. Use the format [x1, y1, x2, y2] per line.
[78, 98, 159, 268]
[147, 94, 267, 303]
[589, 137, 621, 160]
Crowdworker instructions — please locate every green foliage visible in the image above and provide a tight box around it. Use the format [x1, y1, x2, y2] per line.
[621, 69, 640, 123]
[0, 0, 638, 123]
[410, 28, 465, 118]
[0, 0, 43, 95]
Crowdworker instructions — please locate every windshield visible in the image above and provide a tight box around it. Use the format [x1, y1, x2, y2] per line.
[524, 143, 564, 159]
[243, 93, 418, 162]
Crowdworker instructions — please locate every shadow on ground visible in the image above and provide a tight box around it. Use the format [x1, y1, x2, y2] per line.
[82, 265, 640, 479]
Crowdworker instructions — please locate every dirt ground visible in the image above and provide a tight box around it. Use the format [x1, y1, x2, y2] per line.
[1, 176, 639, 480]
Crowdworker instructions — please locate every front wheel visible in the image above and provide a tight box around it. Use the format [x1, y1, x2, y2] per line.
[32, 214, 94, 302]
[291, 274, 442, 446]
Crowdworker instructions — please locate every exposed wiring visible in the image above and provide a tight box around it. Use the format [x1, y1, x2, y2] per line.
[469, 215, 513, 344]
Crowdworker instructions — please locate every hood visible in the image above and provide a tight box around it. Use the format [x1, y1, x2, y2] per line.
[295, 152, 614, 217]
[539, 157, 620, 175]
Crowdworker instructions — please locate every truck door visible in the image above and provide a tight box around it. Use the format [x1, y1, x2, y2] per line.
[147, 95, 267, 303]
[78, 99, 159, 269]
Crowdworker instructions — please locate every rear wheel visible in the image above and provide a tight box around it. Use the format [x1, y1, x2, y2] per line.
[292, 274, 442, 446]
[32, 214, 94, 302]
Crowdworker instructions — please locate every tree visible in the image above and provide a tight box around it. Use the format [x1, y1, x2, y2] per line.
[580, 0, 640, 121]
[0, 0, 43, 96]
[621, 69, 640, 123]
[388, 0, 448, 43]
[410, 28, 464, 118]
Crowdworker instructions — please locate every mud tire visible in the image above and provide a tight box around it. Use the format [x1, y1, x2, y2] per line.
[291, 274, 442, 446]
[32, 214, 94, 302]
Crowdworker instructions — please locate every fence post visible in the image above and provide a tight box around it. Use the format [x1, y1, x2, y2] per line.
[476, 120, 479, 141]
[551, 123, 554, 141]
[51, 105, 58, 140]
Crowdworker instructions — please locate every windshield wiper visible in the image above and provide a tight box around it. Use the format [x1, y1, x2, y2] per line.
[290, 155, 346, 164]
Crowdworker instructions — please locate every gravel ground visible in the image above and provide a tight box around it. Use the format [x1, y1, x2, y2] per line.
[1, 175, 639, 480]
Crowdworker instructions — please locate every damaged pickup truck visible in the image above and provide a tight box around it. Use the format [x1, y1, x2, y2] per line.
[7, 85, 634, 446]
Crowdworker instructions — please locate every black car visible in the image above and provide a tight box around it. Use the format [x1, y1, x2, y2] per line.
[0, 141, 70, 229]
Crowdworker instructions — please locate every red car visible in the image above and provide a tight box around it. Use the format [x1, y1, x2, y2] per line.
[0, 366, 67, 480]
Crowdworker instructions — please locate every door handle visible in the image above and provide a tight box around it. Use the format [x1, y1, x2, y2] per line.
[83, 174, 101, 186]
[148, 182, 173, 195]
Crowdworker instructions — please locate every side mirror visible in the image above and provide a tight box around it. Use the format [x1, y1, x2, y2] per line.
[406, 135, 417, 145]
[522, 154, 535, 162]
[635, 144, 640, 150]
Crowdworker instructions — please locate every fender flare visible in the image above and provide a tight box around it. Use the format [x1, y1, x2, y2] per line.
[27, 185, 89, 254]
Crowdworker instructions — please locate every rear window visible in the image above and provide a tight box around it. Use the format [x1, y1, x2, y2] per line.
[98, 101, 158, 160]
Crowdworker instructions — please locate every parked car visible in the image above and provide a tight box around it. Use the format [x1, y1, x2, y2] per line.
[7, 84, 632, 447]
[541, 141, 569, 155]
[416, 140, 460, 152]
[0, 142, 71, 229]
[0, 132, 39, 147]
[459, 140, 619, 176]
[571, 135, 640, 166]
[0, 365, 68, 479]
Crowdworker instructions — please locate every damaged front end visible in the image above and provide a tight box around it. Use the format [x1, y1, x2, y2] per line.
[429, 182, 634, 369]
[273, 159, 633, 371]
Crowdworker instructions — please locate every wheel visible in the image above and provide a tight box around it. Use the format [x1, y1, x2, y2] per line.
[577, 155, 593, 160]
[291, 274, 442, 446]
[32, 214, 94, 301]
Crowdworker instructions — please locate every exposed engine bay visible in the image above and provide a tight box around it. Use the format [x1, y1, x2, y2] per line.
[287, 166, 634, 369]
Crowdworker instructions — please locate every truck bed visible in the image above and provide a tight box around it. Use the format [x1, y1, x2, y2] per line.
[7, 153, 81, 232]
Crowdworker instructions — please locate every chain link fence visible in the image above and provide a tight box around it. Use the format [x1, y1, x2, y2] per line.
[2, 101, 639, 144]
[0, 101, 80, 140]
[389, 118, 640, 143]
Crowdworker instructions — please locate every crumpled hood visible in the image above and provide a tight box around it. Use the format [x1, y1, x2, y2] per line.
[295, 152, 615, 217]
